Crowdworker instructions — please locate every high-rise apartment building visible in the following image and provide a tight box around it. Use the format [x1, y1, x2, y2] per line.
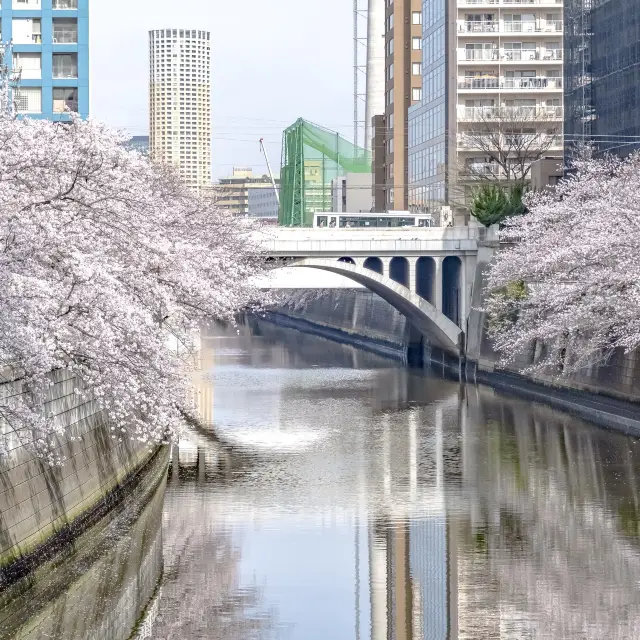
[372, 0, 424, 212]
[407, 0, 564, 221]
[7, 0, 89, 120]
[565, 0, 640, 157]
[149, 29, 211, 192]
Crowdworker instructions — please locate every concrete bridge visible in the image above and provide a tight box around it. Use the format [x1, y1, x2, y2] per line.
[256, 225, 497, 356]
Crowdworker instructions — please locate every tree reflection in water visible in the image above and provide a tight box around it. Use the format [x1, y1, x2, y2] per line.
[139, 450, 276, 640]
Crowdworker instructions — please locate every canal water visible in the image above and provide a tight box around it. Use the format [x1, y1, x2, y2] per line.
[3, 323, 640, 639]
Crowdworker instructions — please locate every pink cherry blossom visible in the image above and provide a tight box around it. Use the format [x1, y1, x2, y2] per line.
[486, 151, 640, 375]
[0, 114, 267, 463]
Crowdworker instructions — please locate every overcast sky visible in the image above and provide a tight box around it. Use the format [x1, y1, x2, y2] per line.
[90, 0, 353, 180]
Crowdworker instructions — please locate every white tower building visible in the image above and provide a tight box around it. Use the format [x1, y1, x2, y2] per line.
[149, 29, 212, 193]
[364, 0, 385, 152]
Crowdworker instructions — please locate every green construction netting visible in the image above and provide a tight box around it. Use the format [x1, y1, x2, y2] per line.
[279, 118, 372, 227]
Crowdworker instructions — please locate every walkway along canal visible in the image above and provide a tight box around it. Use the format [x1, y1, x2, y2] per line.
[3, 324, 640, 638]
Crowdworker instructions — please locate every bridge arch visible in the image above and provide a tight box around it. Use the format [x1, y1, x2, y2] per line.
[363, 257, 383, 274]
[285, 258, 464, 356]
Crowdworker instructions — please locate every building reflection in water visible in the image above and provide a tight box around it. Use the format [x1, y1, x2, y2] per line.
[24, 323, 627, 640]
[170, 324, 640, 640]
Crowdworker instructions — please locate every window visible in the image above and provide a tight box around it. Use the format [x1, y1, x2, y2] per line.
[412, 37, 422, 50]
[387, 88, 394, 105]
[387, 38, 394, 56]
[52, 0, 77, 7]
[52, 53, 78, 78]
[412, 87, 422, 102]
[387, 63, 394, 81]
[53, 87, 79, 113]
[387, 13, 394, 31]
[412, 11, 422, 25]
[15, 87, 42, 113]
[52, 18, 78, 44]
[412, 62, 421, 76]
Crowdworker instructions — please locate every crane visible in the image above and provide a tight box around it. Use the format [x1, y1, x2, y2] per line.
[259, 138, 280, 207]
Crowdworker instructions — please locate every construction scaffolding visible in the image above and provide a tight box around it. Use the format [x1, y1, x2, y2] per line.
[279, 119, 371, 227]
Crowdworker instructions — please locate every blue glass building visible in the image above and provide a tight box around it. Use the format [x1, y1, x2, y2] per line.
[408, 0, 448, 220]
[3, 0, 89, 120]
[565, 0, 640, 157]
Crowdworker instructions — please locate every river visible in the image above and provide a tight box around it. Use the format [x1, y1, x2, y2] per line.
[3, 323, 640, 639]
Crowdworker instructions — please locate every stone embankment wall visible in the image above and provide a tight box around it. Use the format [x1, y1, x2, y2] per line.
[261, 288, 418, 363]
[0, 370, 157, 577]
[466, 241, 640, 405]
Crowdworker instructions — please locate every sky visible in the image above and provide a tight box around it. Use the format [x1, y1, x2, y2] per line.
[90, 0, 354, 180]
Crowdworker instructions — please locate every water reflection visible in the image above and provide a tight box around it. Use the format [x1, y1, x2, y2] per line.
[4, 323, 640, 639]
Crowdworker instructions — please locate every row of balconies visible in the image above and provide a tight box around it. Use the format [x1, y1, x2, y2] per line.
[457, 133, 562, 149]
[460, 47, 562, 62]
[0, 0, 78, 7]
[458, 19, 562, 34]
[457, 105, 563, 120]
[458, 76, 562, 90]
[460, 0, 560, 4]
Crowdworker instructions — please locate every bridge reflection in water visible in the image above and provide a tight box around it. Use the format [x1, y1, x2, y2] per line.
[3, 324, 640, 639]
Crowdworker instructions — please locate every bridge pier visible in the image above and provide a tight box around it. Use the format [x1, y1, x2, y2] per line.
[433, 257, 443, 314]
[407, 257, 418, 296]
[380, 257, 391, 279]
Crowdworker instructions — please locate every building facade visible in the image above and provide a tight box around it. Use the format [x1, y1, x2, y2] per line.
[331, 173, 373, 213]
[215, 167, 279, 217]
[7, 0, 89, 120]
[565, 0, 640, 157]
[408, 0, 564, 221]
[248, 183, 280, 220]
[126, 135, 150, 154]
[149, 29, 211, 192]
[372, 0, 424, 212]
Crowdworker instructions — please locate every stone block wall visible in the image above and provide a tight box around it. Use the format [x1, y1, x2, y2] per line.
[0, 370, 156, 572]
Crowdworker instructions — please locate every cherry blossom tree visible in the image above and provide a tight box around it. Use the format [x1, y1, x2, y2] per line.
[0, 114, 266, 461]
[486, 151, 640, 374]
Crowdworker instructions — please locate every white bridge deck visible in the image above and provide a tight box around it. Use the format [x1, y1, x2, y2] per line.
[255, 225, 493, 258]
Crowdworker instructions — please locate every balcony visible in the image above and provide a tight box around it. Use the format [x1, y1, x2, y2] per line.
[458, 19, 563, 34]
[503, 20, 562, 33]
[466, 162, 502, 177]
[13, 0, 41, 8]
[460, 48, 562, 62]
[52, 20, 78, 44]
[458, 133, 563, 149]
[458, 76, 563, 90]
[457, 105, 563, 120]
[459, 20, 499, 33]
[12, 18, 42, 45]
[52, 53, 78, 79]
[459, 0, 561, 4]
[53, 88, 78, 113]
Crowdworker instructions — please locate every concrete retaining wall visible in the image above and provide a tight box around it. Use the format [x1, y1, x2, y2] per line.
[265, 289, 416, 362]
[465, 242, 640, 405]
[0, 370, 157, 576]
[267, 275, 640, 432]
